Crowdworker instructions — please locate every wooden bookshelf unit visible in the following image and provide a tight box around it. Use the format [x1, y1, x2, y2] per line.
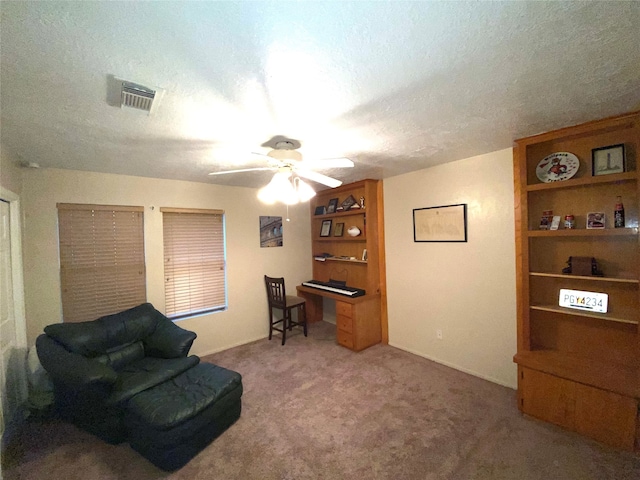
[513, 111, 639, 451]
[297, 179, 388, 351]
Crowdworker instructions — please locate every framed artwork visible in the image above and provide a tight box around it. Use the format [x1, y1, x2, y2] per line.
[314, 205, 327, 215]
[259, 216, 283, 247]
[592, 144, 625, 176]
[413, 203, 467, 242]
[320, 219, 332, 237]
[327, 198, 339, 214]
[333, 222, 344, 236]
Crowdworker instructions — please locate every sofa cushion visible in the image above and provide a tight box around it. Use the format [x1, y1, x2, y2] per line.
[44, 303, 159, 357]
[36, 334, 119, 391]
[94, 341, 146, 371]
[143, 314, 197, 359]
[107, 355, 200, 405]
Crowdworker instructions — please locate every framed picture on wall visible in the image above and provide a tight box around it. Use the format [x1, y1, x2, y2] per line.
[259, 216, 283, 247]
[413, 203, 467, 242]
[333, 222, 344, 237]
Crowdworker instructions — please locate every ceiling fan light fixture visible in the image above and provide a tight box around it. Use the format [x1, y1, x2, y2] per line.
[294, 177, 316, 202]
[257, 170, 317, 205]
[258, 171, 297, 205]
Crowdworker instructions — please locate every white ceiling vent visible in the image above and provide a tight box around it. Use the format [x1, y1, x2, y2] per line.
[121, 81, 156, 113]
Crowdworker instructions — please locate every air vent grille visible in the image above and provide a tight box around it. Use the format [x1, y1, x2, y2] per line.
[121, 81, 156, 112]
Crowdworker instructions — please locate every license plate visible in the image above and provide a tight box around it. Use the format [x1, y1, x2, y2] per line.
[559, 289, 608, 313]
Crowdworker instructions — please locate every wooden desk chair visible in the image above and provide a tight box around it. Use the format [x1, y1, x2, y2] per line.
[264, 275, 308, 345]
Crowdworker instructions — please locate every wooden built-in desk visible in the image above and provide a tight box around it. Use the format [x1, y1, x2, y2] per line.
[296, 285, 381, 352]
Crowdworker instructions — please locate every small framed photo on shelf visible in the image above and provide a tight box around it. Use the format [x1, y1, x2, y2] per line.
[326, 198, 339, 214]
[592, 144, 625, 176]
[314, 205, 327, 215]
[338, 195, 357, 211]
[586, 212, 605, 229]
[333, 222, 344, 236]
[320, 219, 332, 237]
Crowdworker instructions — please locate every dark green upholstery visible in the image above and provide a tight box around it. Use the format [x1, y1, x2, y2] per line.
[42, 302, 196, 359]
[36, 303, 243, 471]
[36, 303, 199, 443]
[126, 363, 243, 471]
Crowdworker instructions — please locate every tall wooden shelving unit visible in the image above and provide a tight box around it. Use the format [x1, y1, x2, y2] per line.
[301, 179, 388, 351]
[513, 111, 639, 451]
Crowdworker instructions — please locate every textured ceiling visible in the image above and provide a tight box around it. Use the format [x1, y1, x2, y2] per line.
[2, 1, 639, 189]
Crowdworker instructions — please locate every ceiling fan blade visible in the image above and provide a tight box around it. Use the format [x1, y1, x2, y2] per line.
[300, 157, 354, 169]
[295, 169, 343, 188]
[208, 167, 274, 176]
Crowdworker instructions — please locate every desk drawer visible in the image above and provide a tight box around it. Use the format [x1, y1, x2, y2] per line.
[336, 301, 353, 318]
[337, 315, 353, 333]
[337, 329, 354, 349]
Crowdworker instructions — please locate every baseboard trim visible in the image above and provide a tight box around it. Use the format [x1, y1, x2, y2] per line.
[388, 342, 517, 390]
[195, 334, 268, 358]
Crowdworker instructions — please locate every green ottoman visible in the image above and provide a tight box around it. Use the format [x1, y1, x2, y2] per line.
[125, 362, 243, 471]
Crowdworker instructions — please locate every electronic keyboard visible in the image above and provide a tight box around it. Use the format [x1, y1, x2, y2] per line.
[301, 280, 366, 297]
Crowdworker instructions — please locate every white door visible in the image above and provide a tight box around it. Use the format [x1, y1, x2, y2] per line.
[0, 198, 27, 452]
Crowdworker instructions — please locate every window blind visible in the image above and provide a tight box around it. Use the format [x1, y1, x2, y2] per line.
[57, 203, 146, 323]
[161, 208, 226, 319]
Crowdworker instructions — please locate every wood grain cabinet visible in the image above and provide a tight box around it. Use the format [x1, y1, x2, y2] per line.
[335, 297, 381, 351]
[513, 111, 640, 451]
[336, 300, 354, 349]
[300, 179, 388, 352]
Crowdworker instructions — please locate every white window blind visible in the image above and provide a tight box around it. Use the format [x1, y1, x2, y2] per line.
[161, 208, 226, 319]
[57, 203, 146, 323]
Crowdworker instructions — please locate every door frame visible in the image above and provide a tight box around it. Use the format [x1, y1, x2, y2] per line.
[0, 186, 28, 458]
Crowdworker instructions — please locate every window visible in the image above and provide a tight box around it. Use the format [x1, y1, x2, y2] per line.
[161, 208, 226, 319]
[57, 203, 146, 323]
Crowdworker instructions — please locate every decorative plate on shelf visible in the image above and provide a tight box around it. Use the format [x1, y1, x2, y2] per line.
[535, 152, 580, 183]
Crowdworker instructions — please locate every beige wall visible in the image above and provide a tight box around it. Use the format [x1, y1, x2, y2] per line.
[384, 148, 517, 388]
[21, 168, 312, 356]
[1, 146, 22, 194]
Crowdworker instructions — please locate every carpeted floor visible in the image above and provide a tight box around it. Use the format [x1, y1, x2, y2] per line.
[4, 321, 640, 479]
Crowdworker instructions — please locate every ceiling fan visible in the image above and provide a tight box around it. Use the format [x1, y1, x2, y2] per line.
[208, 138, 354, 204]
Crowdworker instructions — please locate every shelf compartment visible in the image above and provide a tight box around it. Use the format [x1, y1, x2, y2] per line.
[527, 179, 638, 231]
[530, 304, 638, 325]
[315, 237, 366, 242]
[314, 214, 366, 239]
[528, 308, 638, 371]
[529, 272, 639, 284]
[527, 171, 637, 192]
[315, 257, 367, 264]
[311, 262, 369, 291]
[313, 209, 366, 219]
[528, 228, 638, 237]
[528, 235, 639, 279]
[514, 350, 639, 399]
[523, 115, 638, 186]
[529, 274, 639, 323]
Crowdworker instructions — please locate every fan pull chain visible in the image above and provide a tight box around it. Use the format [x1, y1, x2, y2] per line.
[286, 204, 290, 222]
